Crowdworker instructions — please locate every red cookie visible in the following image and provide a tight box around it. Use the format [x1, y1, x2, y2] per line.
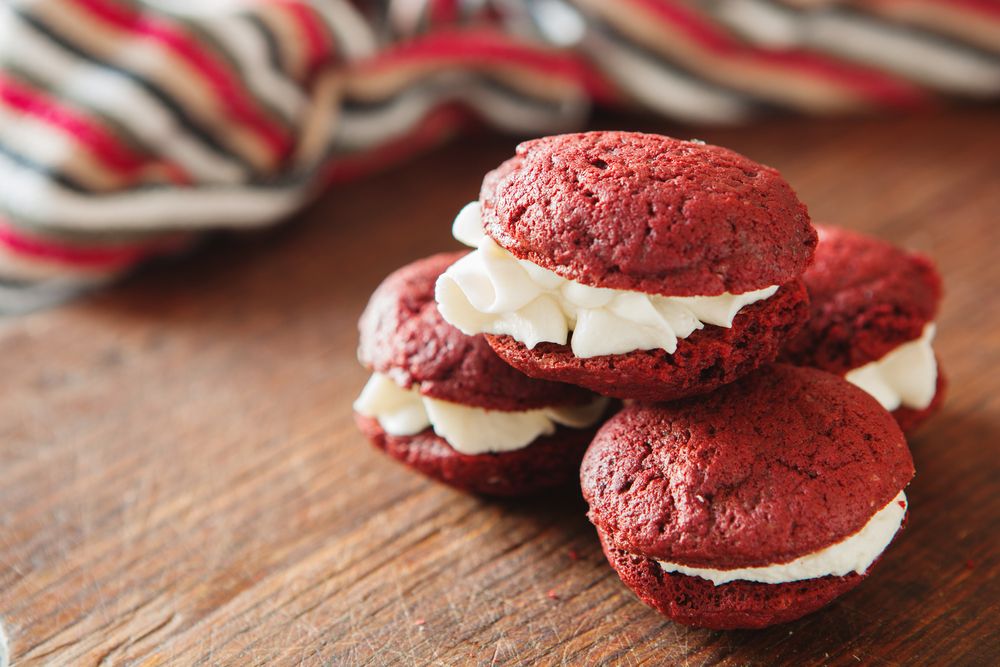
[782, 225, 945, 431]
[596, 530, 868, 630]
[481, 132, 815, 296]
[449, 131, 816, 401]
[355, 414, 596, 497]
[489, 281, 809, 402]
[580, 365, 914, 629]
[356, 252, 609, 496]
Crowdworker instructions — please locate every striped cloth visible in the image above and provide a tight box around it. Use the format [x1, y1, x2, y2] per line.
[1, 0, 997, 312]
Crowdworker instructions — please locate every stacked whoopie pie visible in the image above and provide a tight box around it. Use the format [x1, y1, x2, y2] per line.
[782, 224, 945, 432]
[435, 133, 813, 401]
[354, 131, 944, 629]
[354, 252, 610, 496]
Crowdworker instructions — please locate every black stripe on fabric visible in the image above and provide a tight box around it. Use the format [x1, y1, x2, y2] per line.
[2, 63, 157, 166]
[590, 18, 781, 116]
[765, 0, 1000, 61]
[16, 10, 255, 171]
[824, 4, 1000, 65]
[143, 9, 293, 124]
[148, 11, 246, 80]
[0, 143, 90, 193]
[311, 76, 583, 177]
[0, 196, 176, 244]
[178, 15, 294, 127]
[477, 77, 579, 112]
[0, 278, 100, 315]
[0, 155, 310, 199]
[246, 14, 287, 78]
[338, 72, 578, 115]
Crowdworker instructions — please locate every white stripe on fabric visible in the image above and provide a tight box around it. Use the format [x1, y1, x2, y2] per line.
[0, 150, 306, 230]
[195, 15, 308, 123]
[0, 106, 85, 177]
[530, 0, 588, 47]
[311, 0, 378, 62]
[457, 83, 587, 134]
[143, 0, 378, 61]
[804, 12, 1000, 95]
[710, 0, 801, 48]
[141, 0, 256, 14]
[388, 0, 427, 38]
[0, 6, 248, 183]
[334, 87, 447, 152]
[0, 275, 108, 314]
[583, 31, 752, 123]
[333, 77, 582, 151]
[713, 0, 1000, 95]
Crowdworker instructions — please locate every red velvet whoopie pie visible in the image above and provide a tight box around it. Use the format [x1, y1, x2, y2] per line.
[354, 252, 611, 496]
[782, 225, 945, 432]
[435, 131, 815, 402]
[580, 364, 914, 629]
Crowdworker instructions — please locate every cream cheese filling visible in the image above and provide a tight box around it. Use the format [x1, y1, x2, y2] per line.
[656, 491, 907, 586]
[845, 323, 938, 412]
[435, 202, 778, 359]
[354, 372, 609, 455]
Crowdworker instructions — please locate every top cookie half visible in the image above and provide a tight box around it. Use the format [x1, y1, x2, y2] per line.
[480, 131, 816, 297]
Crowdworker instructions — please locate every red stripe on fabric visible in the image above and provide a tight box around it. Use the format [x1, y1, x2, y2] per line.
[280, 1, 333, 76]
[75, 0, 292, 157]
[323, 104, 474, 184]
[628, 0, 928, 108]
[0, 220, 183, 268]
[430, 0, 461, 25]
[357, 28, 618, 103]
[0, 74, 188, 184]
[943, 0, 1000, 19]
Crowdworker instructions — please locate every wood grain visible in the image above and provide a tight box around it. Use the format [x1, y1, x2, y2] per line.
[1, 108, 998, 666]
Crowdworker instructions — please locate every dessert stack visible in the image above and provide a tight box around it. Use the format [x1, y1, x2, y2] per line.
[353, 132, 944, 629]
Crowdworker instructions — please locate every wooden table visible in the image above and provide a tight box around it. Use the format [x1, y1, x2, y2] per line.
[2, 108, 998, 666]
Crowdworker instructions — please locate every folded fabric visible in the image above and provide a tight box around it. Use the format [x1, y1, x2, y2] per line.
[0, 0, 997, 312]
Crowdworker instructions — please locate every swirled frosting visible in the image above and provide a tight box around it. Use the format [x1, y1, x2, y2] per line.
[845, 324, 938, 411]
[657, 491, 908, 586]
[435, 202, 778, 358]
[353, 373, 609, 455]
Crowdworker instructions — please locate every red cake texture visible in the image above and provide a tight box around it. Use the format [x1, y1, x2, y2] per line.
[355, 414, 597, 496]
[580, 365, 914, 628]
[480, 131, 816, 297]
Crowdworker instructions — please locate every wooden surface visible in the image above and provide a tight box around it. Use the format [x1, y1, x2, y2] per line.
[2, 108, 999, 667]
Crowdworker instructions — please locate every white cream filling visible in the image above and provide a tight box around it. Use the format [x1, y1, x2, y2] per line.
[353, 372, 609, 455]
[434, 202, 779, 359]
[657, 491, 907, 586]
[845, 323, 938, 412]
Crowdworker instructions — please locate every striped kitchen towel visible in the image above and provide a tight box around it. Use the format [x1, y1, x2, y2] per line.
[1, 0, 997, 312]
